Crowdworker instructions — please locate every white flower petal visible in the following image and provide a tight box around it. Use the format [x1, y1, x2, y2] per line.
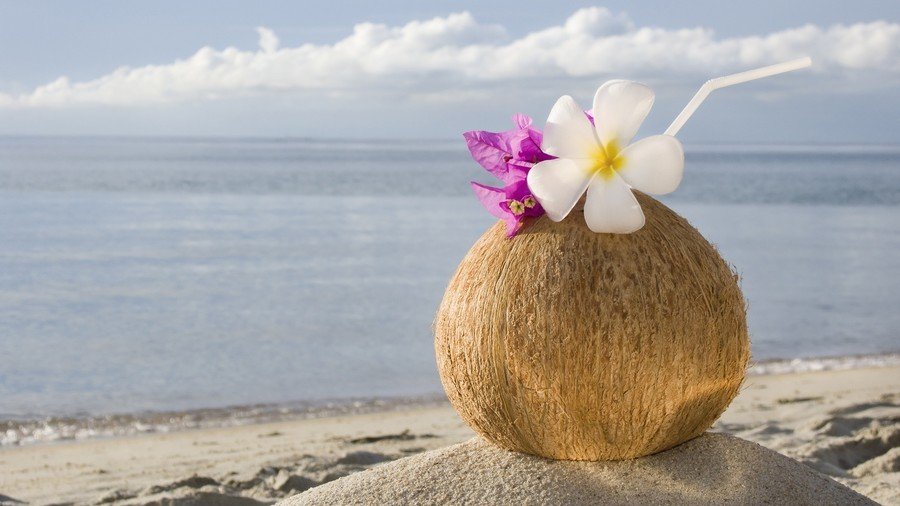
[583, 173, 645, 234]
[527, 158, 593, 222]
[592, 80, 655, 147]
[618, 135, 685, 195]
[541, 95, 599, 160]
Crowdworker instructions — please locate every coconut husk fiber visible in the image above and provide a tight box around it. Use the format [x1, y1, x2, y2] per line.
[434, 192, 750, 461]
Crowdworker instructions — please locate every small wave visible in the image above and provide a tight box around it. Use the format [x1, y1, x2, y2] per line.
[0, 394, 446, 448]
[749, 352, 900, 375]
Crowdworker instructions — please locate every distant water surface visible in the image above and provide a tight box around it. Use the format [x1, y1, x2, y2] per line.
[0, 137, 898, 421]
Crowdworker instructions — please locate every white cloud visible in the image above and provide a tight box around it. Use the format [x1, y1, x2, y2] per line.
[2, 8, 898, 108]
[256, 27, 280, 53]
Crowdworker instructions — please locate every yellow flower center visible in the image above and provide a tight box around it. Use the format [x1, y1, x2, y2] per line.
[508, 199, 525, 215]
[588, 140, 626, 180]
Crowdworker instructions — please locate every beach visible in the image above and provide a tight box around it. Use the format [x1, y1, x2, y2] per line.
[3, 2, 899, 504]
[1, 140, 898, 503]
[1, 364, 897, 505]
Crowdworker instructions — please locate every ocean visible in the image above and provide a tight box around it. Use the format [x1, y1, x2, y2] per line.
[1, 137, 898, 443]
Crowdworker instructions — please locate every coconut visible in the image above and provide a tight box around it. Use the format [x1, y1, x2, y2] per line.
[434, 192, 750, 461]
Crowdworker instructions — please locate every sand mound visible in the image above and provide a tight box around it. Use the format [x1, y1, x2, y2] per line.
[282, 433, 875, 506]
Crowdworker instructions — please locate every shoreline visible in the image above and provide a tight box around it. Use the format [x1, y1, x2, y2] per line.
[0, 395, 449, 448]
[3, 352, 898, 448]
[0, 364, 897, 505]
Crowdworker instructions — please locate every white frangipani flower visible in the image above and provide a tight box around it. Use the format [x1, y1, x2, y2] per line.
[526, 80, 685, 234]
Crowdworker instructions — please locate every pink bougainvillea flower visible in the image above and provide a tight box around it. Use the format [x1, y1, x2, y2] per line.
[471, 179, 544, 238]
[527, 80, 685, 234]
[463, 114, 554, 184]
[505, 114, 554, 169]
[464, 113, 553, 238]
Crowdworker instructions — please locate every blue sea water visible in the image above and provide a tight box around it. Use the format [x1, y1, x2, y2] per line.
[0, 137, 898, 420]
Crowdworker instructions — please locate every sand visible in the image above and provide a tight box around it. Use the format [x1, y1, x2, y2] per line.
[286, 434, 874, 505]
[0, 365, 898, 505]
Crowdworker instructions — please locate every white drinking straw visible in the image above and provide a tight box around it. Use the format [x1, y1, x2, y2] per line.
[664, 57, 812, 137]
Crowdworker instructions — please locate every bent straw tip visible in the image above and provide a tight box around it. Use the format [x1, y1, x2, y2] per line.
[783, 56, 813, 70]
[665, 57, 813, 137]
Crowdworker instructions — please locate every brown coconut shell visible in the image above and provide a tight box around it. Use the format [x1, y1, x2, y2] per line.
[434, 192, 750, 461]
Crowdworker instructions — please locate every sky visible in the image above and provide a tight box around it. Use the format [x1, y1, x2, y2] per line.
[0, 1, 898, 142]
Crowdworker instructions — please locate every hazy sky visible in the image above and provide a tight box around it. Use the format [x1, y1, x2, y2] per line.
[1, 1, 898, 142]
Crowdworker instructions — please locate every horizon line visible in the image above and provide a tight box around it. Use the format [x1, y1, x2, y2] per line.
[1, 134, 899, 148]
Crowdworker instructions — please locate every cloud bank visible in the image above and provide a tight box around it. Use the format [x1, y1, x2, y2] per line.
[1, 7, 898, 108]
